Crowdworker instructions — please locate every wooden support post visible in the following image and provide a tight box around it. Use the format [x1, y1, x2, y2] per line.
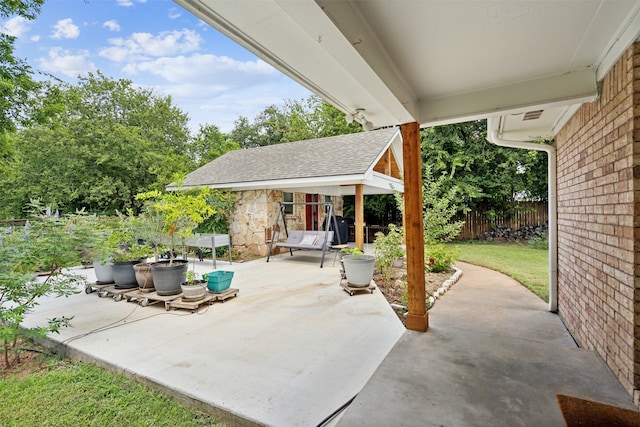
[402, 122, 428, 332]
[355, 184, 364, 251]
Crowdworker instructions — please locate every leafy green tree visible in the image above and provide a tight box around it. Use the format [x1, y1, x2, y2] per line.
[189, 123, 239, 167]
[420, 120, 548, 215]
[229, 95, 361, 148]
[1, 73, 193, 216]
[0, 201, 84, 368]
[0, 0, 43, 135]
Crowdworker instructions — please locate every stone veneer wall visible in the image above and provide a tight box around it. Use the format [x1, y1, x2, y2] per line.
[555, 42, 639, 406]
[229, 189, 343, 257]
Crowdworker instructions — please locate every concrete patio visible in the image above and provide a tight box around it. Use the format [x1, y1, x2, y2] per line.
[22, 254, 637, 426]
[22, 249, 404, 426]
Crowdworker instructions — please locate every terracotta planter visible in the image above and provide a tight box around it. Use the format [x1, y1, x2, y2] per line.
[133, 262, 155, 290]
[151, 260, 188, 296]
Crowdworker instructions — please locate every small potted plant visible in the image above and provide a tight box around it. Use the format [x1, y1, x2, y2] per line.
[181, 269, 207, 301]
[340, 247, 376, 287]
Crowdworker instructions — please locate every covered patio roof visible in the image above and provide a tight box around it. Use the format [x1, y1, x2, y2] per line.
[173, 0, 640, 141]
[169, 127, 404, 196]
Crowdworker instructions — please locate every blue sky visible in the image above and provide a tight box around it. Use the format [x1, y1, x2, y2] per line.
[2, 0, 312, 133]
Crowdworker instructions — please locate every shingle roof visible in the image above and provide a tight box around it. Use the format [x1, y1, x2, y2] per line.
[180, 127, 400, 188]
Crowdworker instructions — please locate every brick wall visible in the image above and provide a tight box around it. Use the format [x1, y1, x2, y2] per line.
[555, 42, 639, 406]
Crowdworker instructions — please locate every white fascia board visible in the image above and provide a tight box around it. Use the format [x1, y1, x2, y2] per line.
[367, 172, 404, 194]
[596, 2, 640, 81]
[173, 0, 414, 127]
[180, 174, 366, 192]
[418, 68, 598, 127]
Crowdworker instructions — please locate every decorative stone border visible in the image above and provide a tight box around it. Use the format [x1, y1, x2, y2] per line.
[389, 266, 463, 313]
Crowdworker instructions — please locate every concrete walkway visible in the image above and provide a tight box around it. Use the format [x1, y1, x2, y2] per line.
[336, 261, 637, 426]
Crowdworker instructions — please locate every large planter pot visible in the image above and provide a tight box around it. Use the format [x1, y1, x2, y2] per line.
[93, 260, 114, 284]
[112, 260, 140, 289]
[151, 260, 188, 296]
[133, 262, 155, 290]
[180, 281, 207, 301]
[342, 254, 376, 287]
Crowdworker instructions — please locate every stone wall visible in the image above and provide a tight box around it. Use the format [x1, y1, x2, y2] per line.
[555, 42, 639, 406]
[229, 189, 343, 257]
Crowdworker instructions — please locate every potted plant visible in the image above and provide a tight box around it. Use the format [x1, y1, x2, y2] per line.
[106, 227, 152, 289]
[136, 187, 214, 296]
[340, 247, 376, 287]
[181, 270, 207, 301]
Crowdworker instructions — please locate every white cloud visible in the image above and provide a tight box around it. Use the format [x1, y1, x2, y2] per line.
[103, 20, 120, 32]
[2, 16, 30, 38]
[125, 54, 277, 91]
[117, 0, 148, 6]
[99, 29, 201, 61]
[38, 47, 96, 78]
[51, 18, 80, 40]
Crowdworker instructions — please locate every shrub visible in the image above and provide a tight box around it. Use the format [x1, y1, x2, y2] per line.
[424, 242, 458, 273]
[374, 224, 404, 282]
[528, 235, 549, 250]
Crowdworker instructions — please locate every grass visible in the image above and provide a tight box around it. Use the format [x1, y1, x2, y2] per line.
[0, 355, 225, 427]
[449, 241, 549, 302]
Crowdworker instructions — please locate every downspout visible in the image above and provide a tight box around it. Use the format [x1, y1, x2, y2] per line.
[486, 117, 558, 312]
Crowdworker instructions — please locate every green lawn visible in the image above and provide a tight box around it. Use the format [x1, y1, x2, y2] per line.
[0, 357, 225, 427]
[449, 241, 549, 302]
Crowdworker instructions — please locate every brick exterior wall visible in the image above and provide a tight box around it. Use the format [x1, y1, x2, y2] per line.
[555, 42, 640, 406]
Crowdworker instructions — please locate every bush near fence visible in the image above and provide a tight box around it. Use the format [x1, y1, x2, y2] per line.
[453, 202, 548, 240]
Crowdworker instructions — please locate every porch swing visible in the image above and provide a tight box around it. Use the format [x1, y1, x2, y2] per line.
[266, 201, 343, 267]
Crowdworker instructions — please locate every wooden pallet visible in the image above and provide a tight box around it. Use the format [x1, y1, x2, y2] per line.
[209, 288, 239, 303]
[127, 290, 183, 310]
[167, 294, 217, 312]
[93, 284, 139, 301]
[340, 282, 375, 296]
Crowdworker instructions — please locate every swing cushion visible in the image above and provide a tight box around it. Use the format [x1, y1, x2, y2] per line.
[278, 230, 334, 250]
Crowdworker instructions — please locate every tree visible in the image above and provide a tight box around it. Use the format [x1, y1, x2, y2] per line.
[0, 73, 193, 216]
[420, 120, 548, 216]
[0, 201, 84, 368]
[189, 123, 239, 167]
[229, 95, 362, 148]
[0, 0, 43, 135]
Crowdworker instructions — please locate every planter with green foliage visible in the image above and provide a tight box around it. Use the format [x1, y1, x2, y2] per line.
[133, 262, 154, 290]
[340, 247, 376, 287]
[136, 186, 215, 296]
[98, 218, 152, 289]
[180, 270, 206, 301]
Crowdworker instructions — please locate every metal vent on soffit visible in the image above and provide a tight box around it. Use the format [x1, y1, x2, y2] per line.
[522, 110, 543, 120]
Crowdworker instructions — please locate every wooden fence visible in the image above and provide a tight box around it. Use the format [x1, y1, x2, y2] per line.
[453, 202, 548, 240]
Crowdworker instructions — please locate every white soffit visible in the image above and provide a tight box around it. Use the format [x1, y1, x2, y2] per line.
[175, 0, 640, 139]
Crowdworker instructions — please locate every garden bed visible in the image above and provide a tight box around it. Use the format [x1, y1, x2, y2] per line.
[374, 267, 458, 326]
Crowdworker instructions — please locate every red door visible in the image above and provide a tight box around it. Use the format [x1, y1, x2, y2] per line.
[305, 194, 319, 230]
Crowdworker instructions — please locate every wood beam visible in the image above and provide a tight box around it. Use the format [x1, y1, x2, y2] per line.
[402, 122, 428, 332]
[355, 184, 364, 251]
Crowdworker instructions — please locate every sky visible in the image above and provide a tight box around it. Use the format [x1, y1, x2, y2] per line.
[2, 0, 312, 134]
